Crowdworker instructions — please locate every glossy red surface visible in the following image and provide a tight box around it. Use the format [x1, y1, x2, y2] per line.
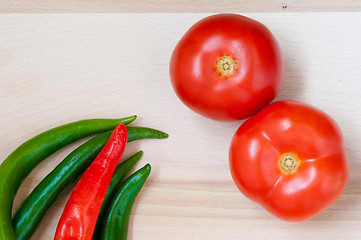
[54, 124, 128, 240]
[229, 100, 349, 221]
[170, 14, 283, 121]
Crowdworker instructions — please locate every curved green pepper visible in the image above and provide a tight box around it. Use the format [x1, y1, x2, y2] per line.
[0, 116, 136, 240]
[13, 126, 167, 240]
[92, 151, 143, 240]
[99, 164, 151, 240]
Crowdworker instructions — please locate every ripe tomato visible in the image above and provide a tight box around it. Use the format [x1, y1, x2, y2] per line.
[169, 14, 283, 121]
[229, 100, 349, 221]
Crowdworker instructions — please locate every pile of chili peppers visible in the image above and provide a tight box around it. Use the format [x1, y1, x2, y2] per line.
[0, 116, 168, 240]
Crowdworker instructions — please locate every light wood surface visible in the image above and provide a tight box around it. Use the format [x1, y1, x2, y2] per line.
[0, 13, 361, 239]
[1, 0, 361, 13]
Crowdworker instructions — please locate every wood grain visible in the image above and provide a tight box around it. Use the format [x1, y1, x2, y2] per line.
[0, 13, 361, 239]
[0, 0, 361, 13]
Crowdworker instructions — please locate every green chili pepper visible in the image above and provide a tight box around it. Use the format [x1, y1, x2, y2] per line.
[92, 151, 144, 240]
[13, 126, 168, 240]
[99, 164, 151, 240]
[0, 116, 136, 240]
[126, 126, 169, 140]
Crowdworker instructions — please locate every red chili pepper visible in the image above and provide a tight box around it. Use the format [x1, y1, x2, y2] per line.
[54, 124, 128, 240]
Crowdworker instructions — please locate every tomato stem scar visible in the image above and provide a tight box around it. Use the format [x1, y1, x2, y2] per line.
[279, 154, 300, 174]
[217, 56, 236, 77]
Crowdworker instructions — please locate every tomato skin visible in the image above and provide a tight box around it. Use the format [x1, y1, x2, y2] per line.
[229, 100, 349, 221]
[170, 14, 283, 121]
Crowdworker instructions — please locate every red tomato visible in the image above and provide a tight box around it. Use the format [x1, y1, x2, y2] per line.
[229, 100, 349, 221]
[169, 14, 283, 121]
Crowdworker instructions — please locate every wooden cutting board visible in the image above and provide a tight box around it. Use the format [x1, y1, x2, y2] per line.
[0, 12, 360, 240]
